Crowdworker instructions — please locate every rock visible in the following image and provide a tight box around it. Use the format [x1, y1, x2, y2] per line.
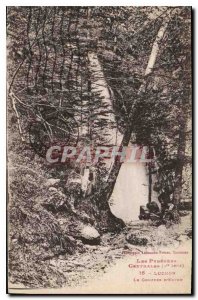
[45, 178, 60, 187]
[77, 211, 94, 224]
[80, 225, 100, 239]
[98, 246, 111, 252]
[80, 225, 100, 245]
[147, 201, 160, 214]
[126, 234, 148, 246]
[49, 187, 58, 192]
[152, 220, 163, 227]
[177, 235, 188, 243]
[150, 213, 161, 221]
[186, 229, 192, 239]
[179, 210, 190, 217]
[49, 260, 57, 267]
[156, 225, 167, 237]
[172, 240, 180, 248]
[178, 201, 192, 211]
[67, 235, 76, 242]
[139, 205, 150, 220]
[42, 189, 69, 213]
[84, 245, 98, 250]
[12, 239, 18, 244]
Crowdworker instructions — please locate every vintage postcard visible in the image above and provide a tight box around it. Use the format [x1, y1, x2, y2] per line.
[7, 6, 192, 294]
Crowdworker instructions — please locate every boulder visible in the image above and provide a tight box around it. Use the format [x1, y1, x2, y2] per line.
[156, 225, 167, 237]
[177, 235, 188, 243]
[139, 205, 150, 220]
[45, 178, 60, 187]
[178, 201, 192, 211]
[80, 225, 100, 245]
[179, 211, 190, 217]
[41, 189, 69, 213]
[49, 187, 58, 192]
[147, 201, 160, 214]
[185, 229, 192, 239]
[126, 234, 148, 246]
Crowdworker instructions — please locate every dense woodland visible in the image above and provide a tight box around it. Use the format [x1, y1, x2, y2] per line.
[7, 7, 192, 287]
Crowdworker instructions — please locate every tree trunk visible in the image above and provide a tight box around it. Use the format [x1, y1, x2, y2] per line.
[148, 163, 152, 204]
[173, 104, 188, 209]
[171, 121, 187, 223]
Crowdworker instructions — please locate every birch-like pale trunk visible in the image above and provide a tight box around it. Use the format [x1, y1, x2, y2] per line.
[80, 52, 123, 196]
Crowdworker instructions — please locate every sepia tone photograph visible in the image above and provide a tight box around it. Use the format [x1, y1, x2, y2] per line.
[7, 5, 192, 294]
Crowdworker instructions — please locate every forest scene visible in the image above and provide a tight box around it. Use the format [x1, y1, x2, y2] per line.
[7, 6, 192, 290]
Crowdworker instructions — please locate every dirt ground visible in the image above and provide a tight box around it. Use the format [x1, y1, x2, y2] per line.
[47, 213, 192, 289]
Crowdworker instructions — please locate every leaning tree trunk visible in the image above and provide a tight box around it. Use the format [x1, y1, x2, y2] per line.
[87, 51, 125, 231]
